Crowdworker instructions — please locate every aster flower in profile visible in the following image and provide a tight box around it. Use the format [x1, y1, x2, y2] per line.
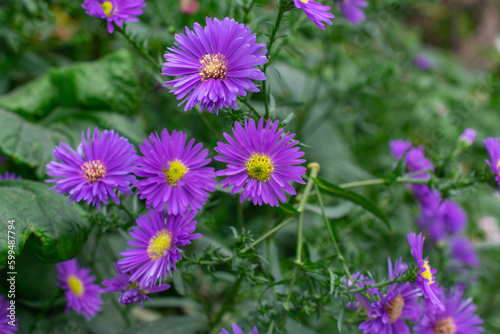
[163, 17, 268, 114]
[338, 0, 367, 25]
[449, 237, 479, 268]
[407, 232, 444, 314]
[101, 263, 171, 307]
[483, 137, 500, 191]
[214, 118, 306, 206]
[57, 259, 102, 320]
[414, 289, 483, 334]
[292, 0, 335, 30]
[221, 324, 269, 334]
[118, 209, 201, 287]
[0, 172, 21, 181]
[344, 272, 379, 313]
[46, 127, 137, 210]
[134, 129, 216, 215]
[0, 295, 17, 333]
[82, 0, 146, 33]
[359, 258, 421, 334]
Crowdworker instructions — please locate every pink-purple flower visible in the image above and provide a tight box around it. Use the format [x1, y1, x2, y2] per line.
[214, 118, 306, 207]
[46, 127, 137, 210]
[338, 0, 367, 25]
[293, 0, 335, 30]
[459, 128, 477, 146]
[163, 17, 268, 114]
[118, 209, 201, 287]
[82, 0, 146, 33]
[407, 232, 444, 314]
[0, 295, 17, 333]
[221, 324, 268, 334]
[414, 289, 483, 334]
[0, 172, 21, 181]
[134, 129, 216, 215]
[484, 137, 500, 192]
[449, 237, 479, 268]
[101, 263, 171, 307]
[57, 259, 102, 320]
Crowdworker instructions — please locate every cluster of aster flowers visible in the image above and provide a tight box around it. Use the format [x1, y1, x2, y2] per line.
[389, 131, 480, 274]
[353, 233, 483, 334]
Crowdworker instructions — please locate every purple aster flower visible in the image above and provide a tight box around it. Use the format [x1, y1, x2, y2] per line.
[214, 118, 306, 206]
[459, 128, 476, 146]
[483, 137, 500, 191]
[344, 272, 379, 313]
[338, 0, 367, 25]
[414, 55, 435, 71]
[389, 140, 433, 176]
[417, 200, 467, 241]
[0, 172, 21, 181]
[134, 129, 216, 215]
[221, 324, 269, 334]
[359, 258, 421, 334]
[449, 237, 479, 268]
[407, 232, 445, 314]
[293, 0, 335, 30]
[162, 17, 268, 114]
[101, 263, 171, 307]
[56, 259, 102, 320]
[82, 0, 146, 34]
[414, 289, 483, 334]
[118, 209, 201, 287]
[46, 127, 137, 210]
[0, 295, 17, 333]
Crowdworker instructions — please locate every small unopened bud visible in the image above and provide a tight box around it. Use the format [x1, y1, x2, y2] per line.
[459, 128, 476, 146]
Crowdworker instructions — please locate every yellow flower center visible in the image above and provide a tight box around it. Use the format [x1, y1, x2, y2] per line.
[246, 153, 274, 182]
[496, 159, 500, 175]
[421, 260, 434, 285]
[81, 160, 106, 183]
[386, 293, 404, 323]
[147, 229, 172, 260]
[433, 317, 457, 334]
[199, 53, 228, 81]
[163, 160, 189, 186]
[300, 0, 309, 2]
[68, 275, 85, 297]
[101, 1, 114, 17]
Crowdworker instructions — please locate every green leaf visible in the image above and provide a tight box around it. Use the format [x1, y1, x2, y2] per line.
[272, 202, 300, 216]
[0, 180, 91, 268]
[121, 315, 207, 334]
[0, 49, 140, 118]
[337, 308, 344, 332]
[314, 176, 392, 231]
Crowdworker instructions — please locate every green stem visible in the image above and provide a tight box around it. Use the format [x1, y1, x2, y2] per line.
[314, 182, 352, 280]
[339, 176, 442, 189]
[238, 97, 261, 118]
[242, 0, 256, 24]
[284, 266, 299, 310]
[341, 275, 408, 295]
[210, 274, 245, 327]
[116, 25, 161, 72]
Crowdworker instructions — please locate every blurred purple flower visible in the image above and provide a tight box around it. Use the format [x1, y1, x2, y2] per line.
[82, 0, 146, 33]
[459, 128, 477, 146]
[0, 295, 17, 333]
[221, 323, 269, 334]
[293, 0, 335, 30]
[417, 200, 467, 241]
[338, 0, 367, 25]
[414, 54, 435, 70]
[450, 237, 479, 268]
[483, 137, 500, 192]
[0, 172, 21, 181]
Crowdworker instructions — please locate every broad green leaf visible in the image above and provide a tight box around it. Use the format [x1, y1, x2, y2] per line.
[0, 180, 91, 268]
[121, 315, 207, 334]
[0, 49, 140, 118]
[314, 176, 392, 231]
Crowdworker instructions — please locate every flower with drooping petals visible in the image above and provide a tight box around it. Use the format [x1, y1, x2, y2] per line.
[134, 129, 216, 215]
[359, 258, 421, 334]
[82, 0, 146, 33]
[118, 209, 201, 287]
[293, 0, 335, 30]
[46, 127, 137, 210]
[0, 172, 21, 181]
[57, 259, 102, 320]
[101, 263, 171, 307]
[407, 232, 444, 314]
[214, 118, 306, 206]
[0, 295, 17, 333]
[221, 324, 269, 334]
[338, 0, 367, 25]
[414, 289, 483, 334]
[483, 137, 500, 192]
[163, 17, 268, 114]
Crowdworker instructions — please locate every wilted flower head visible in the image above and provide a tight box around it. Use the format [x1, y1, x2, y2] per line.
[101, 263, 171, 307]
[57, 259, 102, 320]
[221, 324, 269, 334]
[407, 232, 444, 314]
[414, 289, 484, 334]
[82, 0, 146, 33]
[483, 137, 500, 192]
[118, 209, 201, 287]
[0, 172, 21, 181]
[338, 0, 367, 25]
[214, 118, 306, 206]
[46, 127, 137, 210]
[163, 17, 268, 114]
[134, 129, 216, 215]
[292, 0, 335, 30]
